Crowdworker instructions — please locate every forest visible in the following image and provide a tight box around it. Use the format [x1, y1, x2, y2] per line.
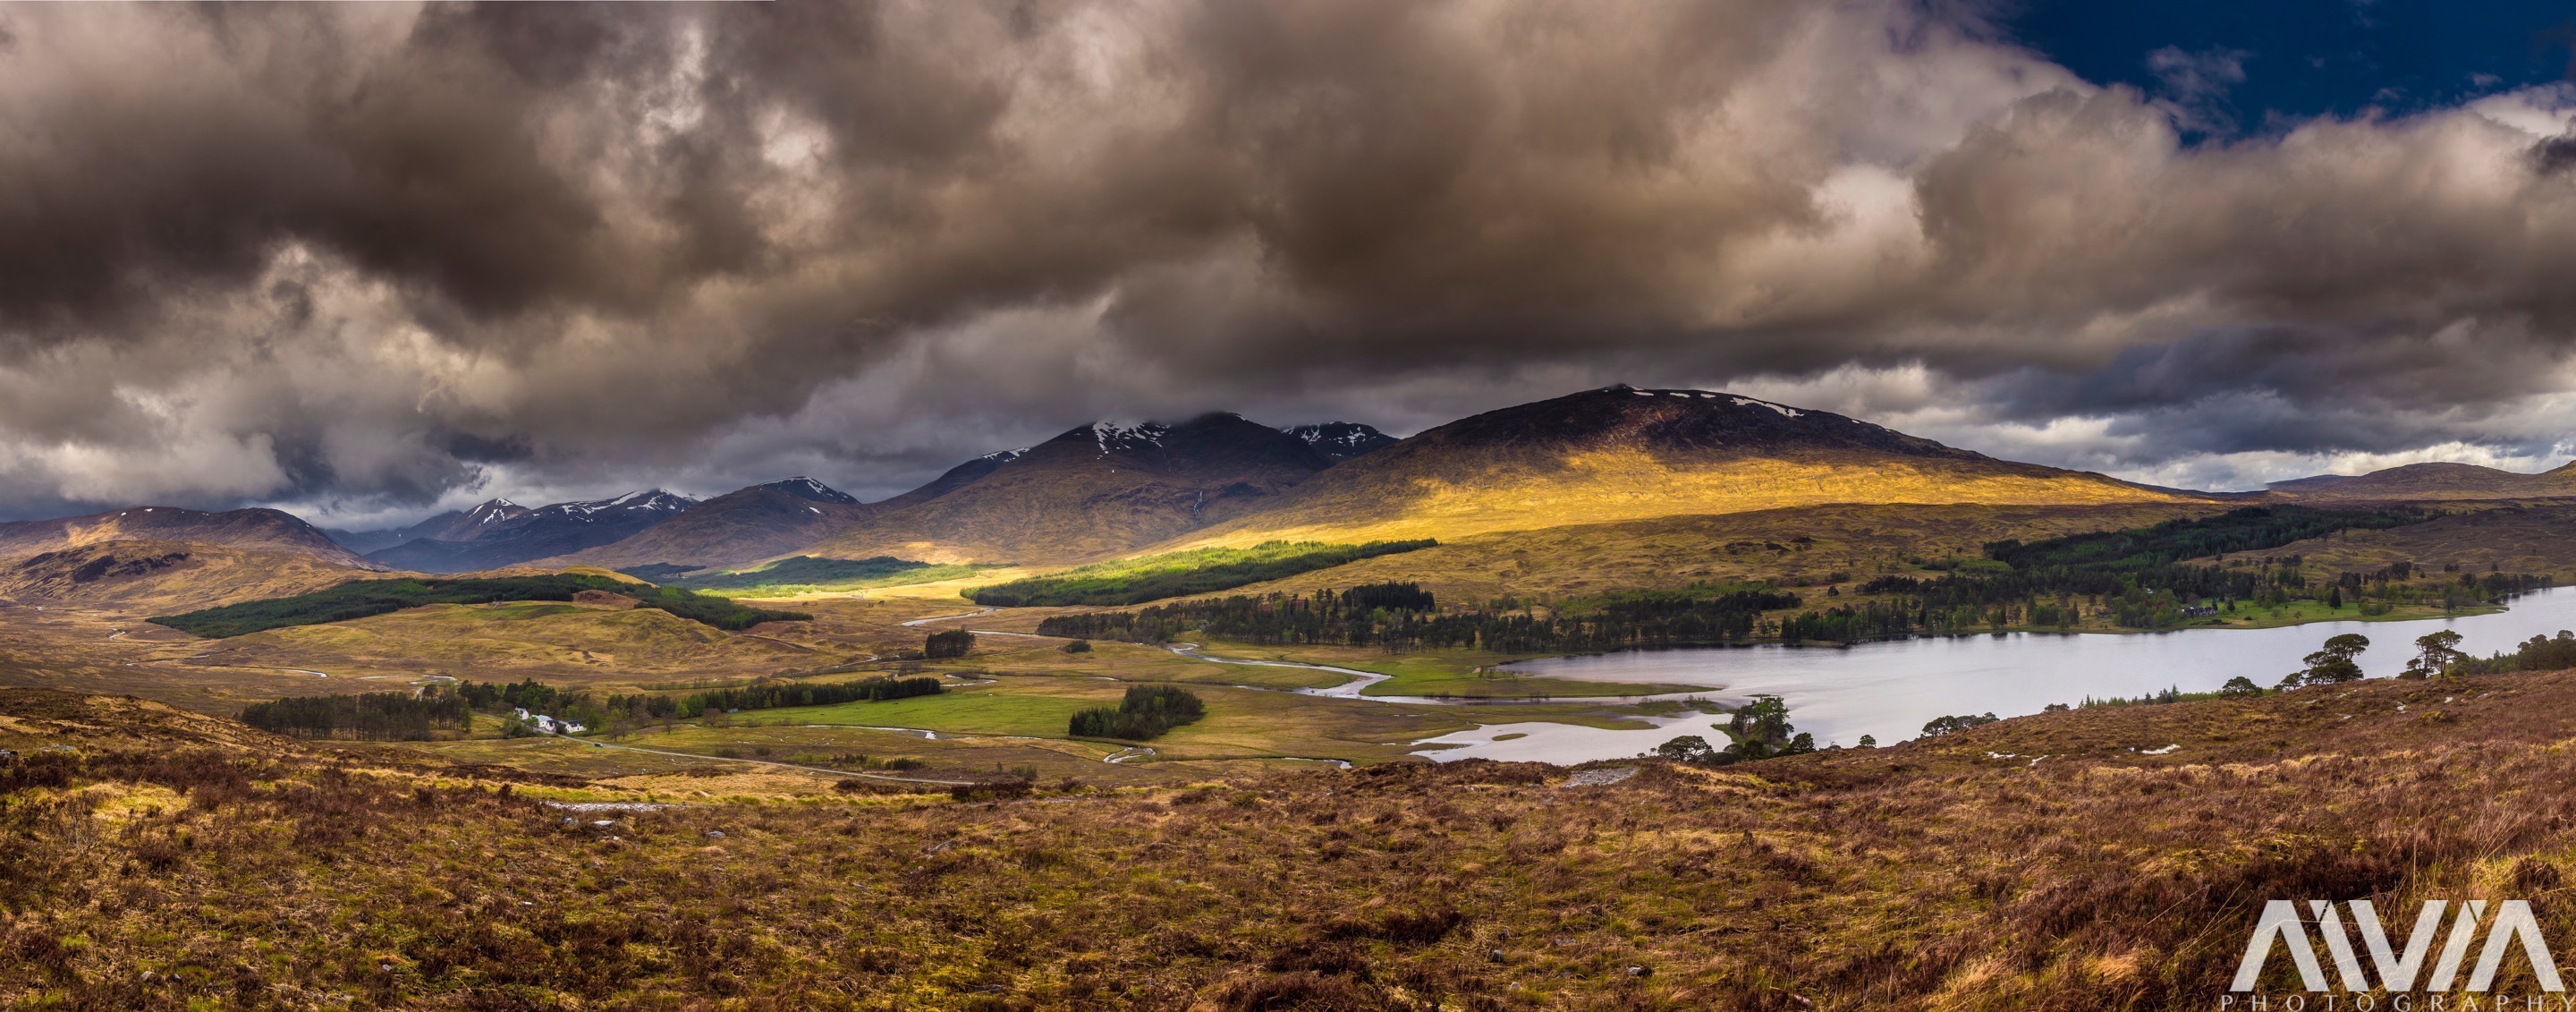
[238, 690, 473, 741]
[671, 676, 944, 718]
[967, 540, 1436, 607]
[151, 575, 809, 638]
[1980, 505, 2436, 571]
[1036, 583, 1801, 653]
[1848, 506, 2550, 636]
[453, 675, 945, 732]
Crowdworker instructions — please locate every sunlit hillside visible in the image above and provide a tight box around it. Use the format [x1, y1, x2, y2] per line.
[184, 600, 823, 687]
[0, 539, 382, 612]
[0, 506, 369, 566]
[1165, 388, 2207, 552]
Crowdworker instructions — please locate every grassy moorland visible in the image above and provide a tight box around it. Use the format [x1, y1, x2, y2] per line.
[1174, 447, 2210, 549]
[9, 668, 2576, 1008]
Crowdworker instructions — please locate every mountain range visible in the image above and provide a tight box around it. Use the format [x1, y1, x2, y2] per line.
[360, 490, 698, 574]
[4, 387, 2571, 608]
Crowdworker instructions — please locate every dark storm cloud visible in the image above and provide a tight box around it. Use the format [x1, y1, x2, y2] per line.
[1, 0, 2574, 522]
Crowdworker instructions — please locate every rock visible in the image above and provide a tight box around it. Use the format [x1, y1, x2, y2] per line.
[1562, 767, 1640, 788]
[705, 829, 726, 839]
[1626, 966, 1652, 978]
[1487, 949, 1506, 963]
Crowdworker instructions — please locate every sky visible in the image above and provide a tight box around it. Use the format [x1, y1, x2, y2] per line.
[2, 1, 2575, 527]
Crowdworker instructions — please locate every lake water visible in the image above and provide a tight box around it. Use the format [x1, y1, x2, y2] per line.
[1411, 587, 2576, 763]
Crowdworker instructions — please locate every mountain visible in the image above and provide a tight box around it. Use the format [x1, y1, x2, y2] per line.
[761, 477, 860, 506]
[795, 413, 1333, 564]
[0, 506, 370, 566]
[871, 449, 1025, 513]
[327, 498, 533, 553]
[538, 479, 877, 571]
[2266, 461, 2576, 500]
[1164, 385, 2201, 548]
[1284, 422, 1398, 462]
[364, 490, 697, 574]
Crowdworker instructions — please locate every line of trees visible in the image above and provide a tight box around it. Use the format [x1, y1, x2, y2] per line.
[672, 676, 943, 719]
[240, 690, 472, 741]
[453, 673, 946, 732]
[1850, 550, 2548, 639]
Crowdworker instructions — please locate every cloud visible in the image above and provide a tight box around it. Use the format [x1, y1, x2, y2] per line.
[0, 1, 2572, 520]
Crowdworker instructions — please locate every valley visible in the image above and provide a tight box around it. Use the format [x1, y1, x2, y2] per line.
[4, 384, 2575, 1008]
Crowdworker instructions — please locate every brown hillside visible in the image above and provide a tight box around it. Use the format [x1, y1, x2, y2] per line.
[0, 506, 370, 566]
[0, 539, 380, 612]
[1166, 385, 2203, 549]
[2209, 501, 2576, 581]
[2267, 460, 2576, 499]
[800, 412, 1334, 565]
[9, 669, 2576, 1006]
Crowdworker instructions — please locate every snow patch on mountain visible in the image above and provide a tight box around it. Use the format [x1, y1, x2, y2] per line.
[1284, 422, 1399, 461]
[534, 490, 698, 522]
[759, 477, 860, 506]
[1732, 397, 1803, 419]
[1089, 421, 1171, 455]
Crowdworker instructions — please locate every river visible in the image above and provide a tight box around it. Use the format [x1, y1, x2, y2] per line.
[1412, 587, 2576, 763]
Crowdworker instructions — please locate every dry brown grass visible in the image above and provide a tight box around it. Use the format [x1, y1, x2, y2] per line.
[8, 670, 2576, 1008]
[0, 539, 378, 612]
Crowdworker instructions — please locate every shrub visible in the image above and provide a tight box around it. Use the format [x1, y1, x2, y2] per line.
[1919, 712, 2000, 737]
[1068, 685, 1206, 740]
[924, 629, 974, 659]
